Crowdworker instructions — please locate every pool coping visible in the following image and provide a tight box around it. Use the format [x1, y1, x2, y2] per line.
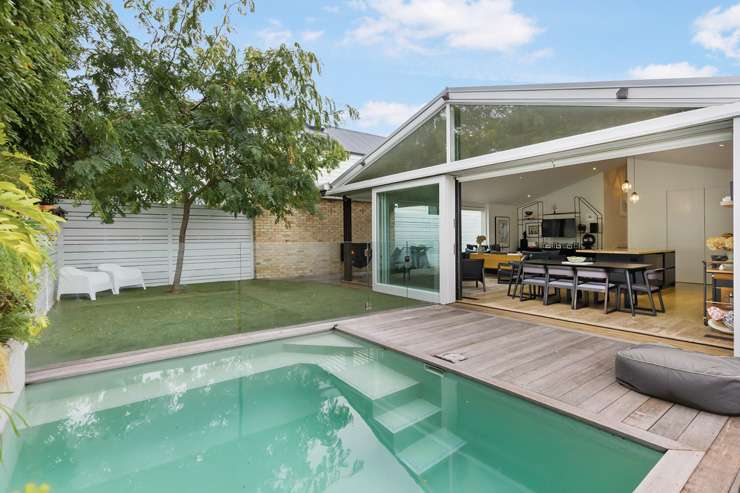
[24, 304, 711, 492]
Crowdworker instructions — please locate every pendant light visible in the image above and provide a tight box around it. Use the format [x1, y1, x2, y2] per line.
[621, 179, 633, 193]
[629, 159, 640, 204]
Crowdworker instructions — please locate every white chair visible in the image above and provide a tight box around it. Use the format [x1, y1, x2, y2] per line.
[57, 266, 113, 301]
[97, 263, 146, 294]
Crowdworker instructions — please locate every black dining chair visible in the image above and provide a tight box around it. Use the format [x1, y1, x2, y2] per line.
[574, 267, 617, 313]
[519, 263, 547, 302]
[544, 265, 576, 306]
[617, 268, 665, 316]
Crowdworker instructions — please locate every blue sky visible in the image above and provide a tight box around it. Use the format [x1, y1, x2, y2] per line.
[112, 1, 740, 136]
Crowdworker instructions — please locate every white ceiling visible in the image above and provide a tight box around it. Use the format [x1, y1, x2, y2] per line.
[637, 141, 732, 169]
[461, 158, 626, 206]
[461, 141, 731, 206]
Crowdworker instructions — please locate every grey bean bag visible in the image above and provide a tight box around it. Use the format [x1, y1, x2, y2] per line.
[615, 344, 740, 416]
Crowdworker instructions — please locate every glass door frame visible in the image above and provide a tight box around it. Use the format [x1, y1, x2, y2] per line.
[371, 175, 457, 304]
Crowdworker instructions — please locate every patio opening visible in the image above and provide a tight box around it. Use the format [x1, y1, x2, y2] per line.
[458, 140, 734, 352]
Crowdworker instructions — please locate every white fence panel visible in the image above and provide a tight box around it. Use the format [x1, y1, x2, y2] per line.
[57, 200, 254, 289]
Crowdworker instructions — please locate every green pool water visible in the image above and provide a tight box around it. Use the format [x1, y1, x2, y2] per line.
[2, 332, 661, 492]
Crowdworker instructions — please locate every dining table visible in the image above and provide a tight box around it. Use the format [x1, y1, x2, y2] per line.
[522, 259, 654, 316]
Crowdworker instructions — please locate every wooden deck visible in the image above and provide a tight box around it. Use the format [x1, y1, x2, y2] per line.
[335, 304, 740, 493]
[462, 280, 734, 350]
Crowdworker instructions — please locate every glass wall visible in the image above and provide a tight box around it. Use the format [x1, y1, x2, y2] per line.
[376, 184, 440, 294]
[27, 199, 426, 370]
[350, 109, 446, 183]
[453, 104, 689, 160]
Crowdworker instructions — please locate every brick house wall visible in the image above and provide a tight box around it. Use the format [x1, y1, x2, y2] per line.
[253, 198, 371, 279]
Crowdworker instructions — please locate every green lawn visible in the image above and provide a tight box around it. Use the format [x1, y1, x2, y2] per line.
[29, 279, 424, 369]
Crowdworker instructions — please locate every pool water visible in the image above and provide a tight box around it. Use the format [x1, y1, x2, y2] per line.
[2, 332, 661, 492]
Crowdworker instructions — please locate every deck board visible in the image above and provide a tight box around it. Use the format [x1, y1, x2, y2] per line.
[335, 305, 738, 492]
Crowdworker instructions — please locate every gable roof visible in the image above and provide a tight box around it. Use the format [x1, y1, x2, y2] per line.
[316, 127, 385, 189]
[324, 127, 385, 155]
[328, 76, 740, 193]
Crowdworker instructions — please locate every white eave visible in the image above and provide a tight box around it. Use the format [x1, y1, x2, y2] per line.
[328, 99, 740, 195]
[328, 76, 740, 194]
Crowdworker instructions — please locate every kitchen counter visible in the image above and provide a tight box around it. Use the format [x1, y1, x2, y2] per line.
[576, 249, 675, 255]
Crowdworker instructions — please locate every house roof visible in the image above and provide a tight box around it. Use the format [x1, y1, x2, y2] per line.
[329, 76, 740, 193]
[316, 127, 385, 189]
[324, 127, 385, 155]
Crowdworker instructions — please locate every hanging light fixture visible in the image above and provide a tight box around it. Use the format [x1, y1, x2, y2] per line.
[621, 179, 633, 193]
[629, 159, 640, 204]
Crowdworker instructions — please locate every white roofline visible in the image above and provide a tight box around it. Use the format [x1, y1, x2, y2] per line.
[328, 101, 740, 195]
[447, 75, 740, 93]
[330, 77, 740, 192]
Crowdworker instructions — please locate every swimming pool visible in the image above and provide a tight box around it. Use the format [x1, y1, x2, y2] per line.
[3, 331, 661, 492]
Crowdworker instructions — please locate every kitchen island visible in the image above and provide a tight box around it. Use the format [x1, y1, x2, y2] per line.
[575, 249, 676, 286]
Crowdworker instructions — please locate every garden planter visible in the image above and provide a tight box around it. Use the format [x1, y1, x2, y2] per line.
[0, 340, 27, 408]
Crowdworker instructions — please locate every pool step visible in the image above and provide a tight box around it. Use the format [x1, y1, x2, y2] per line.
[397, 428, 466, 476]
[282, 333, 365, 353]
[332, 360, 420, 401]
[375, 399, 440, 434]
[374, 398, 441, 451]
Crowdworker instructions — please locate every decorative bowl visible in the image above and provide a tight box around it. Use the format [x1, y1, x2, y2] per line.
[723, 311, 734, 329]
[524, 211, 534, 217]
[566, 256, 587, 263]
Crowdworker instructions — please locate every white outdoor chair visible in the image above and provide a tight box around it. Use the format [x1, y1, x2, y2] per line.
[97, 263, 146, 294]
[57, 266, 113, 301]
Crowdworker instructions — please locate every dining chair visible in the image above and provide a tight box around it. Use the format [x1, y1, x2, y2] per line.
[574, 267, 617, 313]
[519, 263, 547, 302]
[618, 268, 665, 316]
[544, 265, 576, 306]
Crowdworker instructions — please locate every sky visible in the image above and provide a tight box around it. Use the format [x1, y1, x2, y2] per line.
[111, 1, 740, 136]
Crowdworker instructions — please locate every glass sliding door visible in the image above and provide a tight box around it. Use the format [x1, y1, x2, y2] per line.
[376, 184, 441, 297]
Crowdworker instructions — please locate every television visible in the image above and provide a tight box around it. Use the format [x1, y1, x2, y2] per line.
[542, 218, 577, 237]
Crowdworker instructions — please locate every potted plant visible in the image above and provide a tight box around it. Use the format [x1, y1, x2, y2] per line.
[475, 235, 487, 252]
[0, 125, 63, 409]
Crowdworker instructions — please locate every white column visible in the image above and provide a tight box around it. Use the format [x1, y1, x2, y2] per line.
[733, 118, 740, 357]
[439, 175, 457, 304]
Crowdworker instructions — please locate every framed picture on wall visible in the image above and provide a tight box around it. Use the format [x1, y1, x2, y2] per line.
[526, 222, 540, 237]
[495, 216, 511, 250]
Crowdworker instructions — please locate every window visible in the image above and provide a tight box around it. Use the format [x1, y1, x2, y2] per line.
[453, 104, 689, 161]
[350, 109, 447, 183]
[461, 208, 485, 247]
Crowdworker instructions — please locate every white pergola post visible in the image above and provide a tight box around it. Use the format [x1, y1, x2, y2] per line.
[733, 118, 740, 356]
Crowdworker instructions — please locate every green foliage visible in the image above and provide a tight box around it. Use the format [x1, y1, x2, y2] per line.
[0, 0, 110, 200]
[13, 483, 50, 493]
[68, 0, 356, 289]
[0, 126, 63, 344]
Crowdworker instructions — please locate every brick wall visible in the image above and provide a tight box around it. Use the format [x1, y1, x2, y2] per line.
[254, 199, 371, 279]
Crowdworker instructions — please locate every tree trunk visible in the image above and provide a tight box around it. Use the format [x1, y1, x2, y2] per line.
[170, 199, 192, 293]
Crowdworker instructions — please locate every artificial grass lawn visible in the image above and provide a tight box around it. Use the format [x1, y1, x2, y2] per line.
[29, 279, 425, 369]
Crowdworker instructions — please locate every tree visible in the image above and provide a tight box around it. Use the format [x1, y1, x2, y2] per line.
[68, 0, 355, 292]
[0, 0, 108, 199]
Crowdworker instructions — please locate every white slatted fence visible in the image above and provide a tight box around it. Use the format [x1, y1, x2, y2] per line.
[56, 200, 254, 289]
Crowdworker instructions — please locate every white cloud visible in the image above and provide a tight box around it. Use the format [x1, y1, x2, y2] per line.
[301, 30, 325, 42]
[257, 20, 292, 47]
[521, 47, 553, 63]
[347, 0, 368, 10]
[693, 4, 740, 59]
[345, 0, 539, 53]
[356, 101, 421, 130]
[629, 62, 718, 79]
[323, 4, 340, 13]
